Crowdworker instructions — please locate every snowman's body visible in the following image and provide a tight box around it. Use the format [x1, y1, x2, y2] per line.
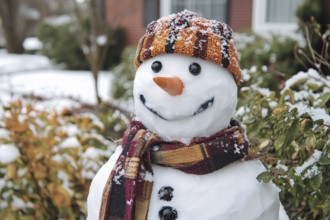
[87, 11, 288, 219]
[88, 146, 286, 220]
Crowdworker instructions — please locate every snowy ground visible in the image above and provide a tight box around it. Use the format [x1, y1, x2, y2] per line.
[0, 52, 113, 106]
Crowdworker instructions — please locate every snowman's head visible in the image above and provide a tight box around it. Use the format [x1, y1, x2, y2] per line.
[133, 10, 242, 143]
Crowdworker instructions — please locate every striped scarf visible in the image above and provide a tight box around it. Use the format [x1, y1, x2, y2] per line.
[99, 119, 249, 220]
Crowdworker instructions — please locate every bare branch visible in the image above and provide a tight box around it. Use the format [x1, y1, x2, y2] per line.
[304, 26, 317, 64]
[294, 46, 309, 70]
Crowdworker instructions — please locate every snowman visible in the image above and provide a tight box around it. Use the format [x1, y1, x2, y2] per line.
[87, 10, 288, 220]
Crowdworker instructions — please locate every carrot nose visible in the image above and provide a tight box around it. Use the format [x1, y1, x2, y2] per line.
[153, 76, 184, 96]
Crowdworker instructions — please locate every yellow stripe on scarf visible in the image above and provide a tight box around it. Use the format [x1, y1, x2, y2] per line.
[151, 143, 209, 167]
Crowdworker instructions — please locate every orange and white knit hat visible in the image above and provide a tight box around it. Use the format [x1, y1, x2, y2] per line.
[134, 10, 242, 84]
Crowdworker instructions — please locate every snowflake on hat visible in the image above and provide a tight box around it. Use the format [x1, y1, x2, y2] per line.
[87, 10, 289, 220]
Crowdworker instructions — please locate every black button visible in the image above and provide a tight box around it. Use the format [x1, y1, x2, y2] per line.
[158, 186, 174, 201]
[159, 206, 178, 220]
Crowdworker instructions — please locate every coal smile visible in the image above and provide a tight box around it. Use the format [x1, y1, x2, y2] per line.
[139, 94, 214, 121]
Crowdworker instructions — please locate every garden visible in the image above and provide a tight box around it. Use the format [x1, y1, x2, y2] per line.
[0, 0, 329, 219]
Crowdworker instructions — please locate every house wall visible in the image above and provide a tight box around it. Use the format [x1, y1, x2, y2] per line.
[229, 0, 253, 32]
[104, 0, 329, 47]
[105, 0, 253, 46]
[105, 0, 146, 46]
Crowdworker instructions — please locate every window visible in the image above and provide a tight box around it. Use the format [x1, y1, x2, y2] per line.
[160, 0, 228, 23]
[253, 0, 304, 34]
[143, 0, 159, 26]
[266, 0, 303, 23]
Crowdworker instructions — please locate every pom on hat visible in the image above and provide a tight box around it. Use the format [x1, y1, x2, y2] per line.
[134, 10, 242, 85]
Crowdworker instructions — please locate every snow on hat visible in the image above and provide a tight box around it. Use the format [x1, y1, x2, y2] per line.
[134, 10, 242, 84]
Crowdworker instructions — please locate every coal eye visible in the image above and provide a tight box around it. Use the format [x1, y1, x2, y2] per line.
[151, 61, 162, 73]
[189, 63, 201, 76]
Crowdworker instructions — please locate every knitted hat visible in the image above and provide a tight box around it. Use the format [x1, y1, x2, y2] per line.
[134, 10, 242, 84]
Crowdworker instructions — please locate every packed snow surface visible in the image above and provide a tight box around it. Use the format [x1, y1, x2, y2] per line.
[295, 150, 322, 176]
[294, 103, 330, 126]
[60, 136, 82, 148]
[0, 70, 112, 104]
[23, 37, 43, 51]
[0, 52, 113, 105]
[0, 52, 51, 74]
[0, 144, 20, 164]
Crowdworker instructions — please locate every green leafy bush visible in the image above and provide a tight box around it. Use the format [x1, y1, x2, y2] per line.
[38, 17, 124, 70]
[236, 18, 330, 219]
[237, 68, 330, 219]
[235, 32, 304, 91]
[0, 100, 116, 219]
[38, 18, 88, 70]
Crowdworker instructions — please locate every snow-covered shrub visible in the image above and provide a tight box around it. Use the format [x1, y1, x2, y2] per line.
[111, 47, 136, 100]
[38, 17, 88, 70]
[38, 16, 124, 70]
[235, 32, 303, 85]
[237, 68, 330, 219]
[97, 104, 129, 140]
[0, 100, 115, 219]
